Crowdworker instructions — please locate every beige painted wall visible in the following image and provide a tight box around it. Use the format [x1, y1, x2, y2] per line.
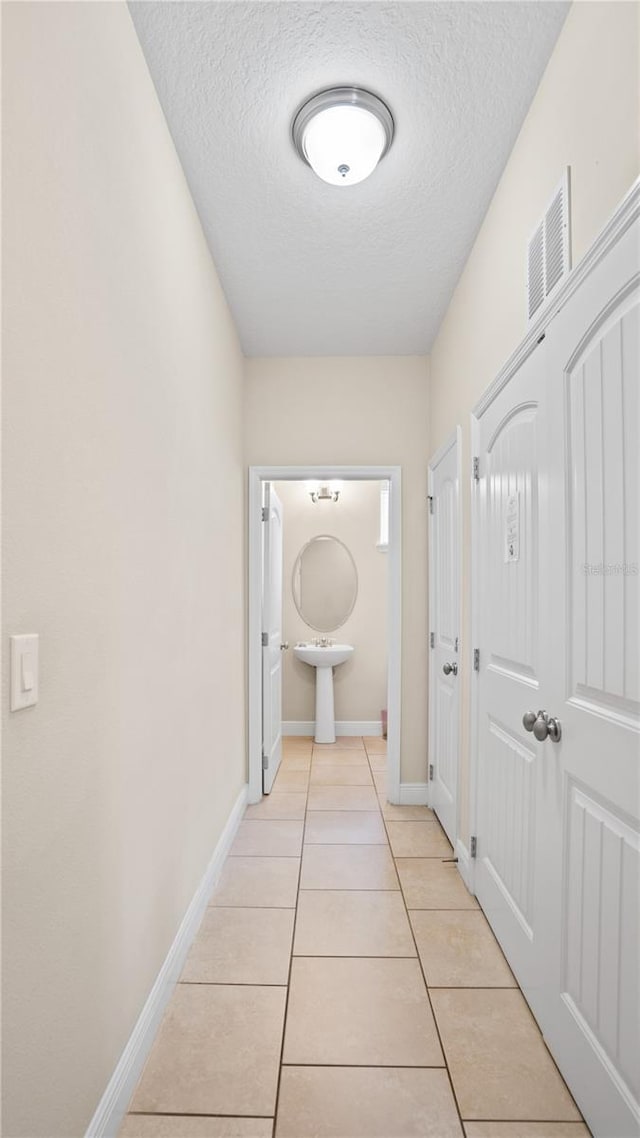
[245, 358, 430, 781]
[275, 480, 387, 724]
[428, 0, 640, 843]
[2, 5, 246, 1136]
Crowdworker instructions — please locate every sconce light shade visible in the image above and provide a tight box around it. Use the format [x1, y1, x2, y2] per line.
[292, 87, 394, 187]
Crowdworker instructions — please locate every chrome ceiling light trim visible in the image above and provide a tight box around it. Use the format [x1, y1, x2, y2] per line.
[292, 86, 394, 186]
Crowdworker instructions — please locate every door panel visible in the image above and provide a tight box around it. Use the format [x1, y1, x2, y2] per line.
[262, 484, 284, 794]
[568, 295, 639, 717]
[429, 437, 460, 847]
[482, 717, 536, 936]
[476, 345, 548, 1010]
[540, 223, 640, 1138]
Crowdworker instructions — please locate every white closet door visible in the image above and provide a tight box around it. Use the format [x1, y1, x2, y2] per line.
[474, 340, 551, 1012]
[539, 219, 640, 1138]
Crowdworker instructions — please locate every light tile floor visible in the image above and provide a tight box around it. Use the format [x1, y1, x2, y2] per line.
[121, 736, 590, 1138]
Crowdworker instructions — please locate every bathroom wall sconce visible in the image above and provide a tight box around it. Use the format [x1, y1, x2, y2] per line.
[308, 481, 341, 503]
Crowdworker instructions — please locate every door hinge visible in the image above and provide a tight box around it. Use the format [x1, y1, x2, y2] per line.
[429, 763, 434, 781]
[262, 751, 268, 770]
[261, 506, 269, 521]
[261, 632, 268, 647]
[430, 632, 435, 649]
[472, 456, 480, 482]
[428, 495, 434, 514]
[470, 835, 477, 858]
[473, 648, 480, 671]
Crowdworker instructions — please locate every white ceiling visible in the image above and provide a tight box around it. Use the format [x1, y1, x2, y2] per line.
[129, 1, 569, 357]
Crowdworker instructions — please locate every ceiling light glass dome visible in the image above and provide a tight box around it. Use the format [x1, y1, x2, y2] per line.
[292, 87, 394, 187]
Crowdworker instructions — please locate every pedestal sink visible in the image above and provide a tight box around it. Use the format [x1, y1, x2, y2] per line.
[293, 644, 354, 743]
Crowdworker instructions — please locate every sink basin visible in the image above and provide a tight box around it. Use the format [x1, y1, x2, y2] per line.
[293, 643, 354, 668]
[293, 643, 354, 742]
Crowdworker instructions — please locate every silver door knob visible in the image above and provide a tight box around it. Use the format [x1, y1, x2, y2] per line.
[280, 642, 289, 651]
[443, 662, 458, 676]
[523, 709, 562, 742]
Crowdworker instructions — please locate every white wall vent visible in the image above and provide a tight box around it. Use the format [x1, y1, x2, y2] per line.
[527, 168, 571, 323]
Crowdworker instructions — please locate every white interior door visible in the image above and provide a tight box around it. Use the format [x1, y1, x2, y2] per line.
[475, 341, 551, 1011]
[538, 220, 640, 1138]
[429, 435, 460, 847]
[262, 483, 284, 794]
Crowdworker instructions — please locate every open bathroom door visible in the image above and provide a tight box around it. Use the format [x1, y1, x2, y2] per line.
[262, 483, 284, 793]
[428, 431, 461, 848]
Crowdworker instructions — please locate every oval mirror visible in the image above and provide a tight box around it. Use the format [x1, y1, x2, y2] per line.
[292, 534, 358, 632]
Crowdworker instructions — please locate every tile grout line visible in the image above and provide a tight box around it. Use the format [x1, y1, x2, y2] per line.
[370, 746, 469, 1137]
[270, 761, 309, 1138]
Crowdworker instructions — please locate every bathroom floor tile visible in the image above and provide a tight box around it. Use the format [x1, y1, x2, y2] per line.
[430, 989, 582, 1121]
[272, 768, 309, 792]
[275, 1067, 463, 1138]
[311, 749, 369, 767]
[181, 907, 294, 985]
[300, 843, 399, 890]
[304, 811, 387, 845]
[283, 957, 444, 1066]
[210, 856, 299, 908]
[307, 785, 379, 811]
[230, 820, 303, 857]
[119, 1116, 273, 1137]
[131, 984, 286, 1117]
[386, 819, 452, 858]
[363, 737, 387, 754]
[410, 910, 516, 987]
[380, 800, 435, 821]
[313, 736, 366, 750]
[396, 858, 479, 909]
[244, 793, 307, 821]
[464, 1126, 591, 1138]
[279, 755, 312, 771]
[310, 764, 373, 786]
[294, 890, 415, 956]
[283, 736, 313, 754]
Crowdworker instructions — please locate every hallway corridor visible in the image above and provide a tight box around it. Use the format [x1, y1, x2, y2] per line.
[119, 738, 589, 1138]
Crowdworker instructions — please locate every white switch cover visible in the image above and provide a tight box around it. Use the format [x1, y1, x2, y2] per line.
[10, 634, 39, 711]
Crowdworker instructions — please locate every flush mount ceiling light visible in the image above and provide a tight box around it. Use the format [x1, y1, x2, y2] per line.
[292, 87, 394, 187]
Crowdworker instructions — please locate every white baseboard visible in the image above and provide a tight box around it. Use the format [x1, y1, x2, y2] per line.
[85, 784, 248, 1138]
[456, 838, 475, 895]
[283, 720, 382, 737]
[398, 782, 429, 805]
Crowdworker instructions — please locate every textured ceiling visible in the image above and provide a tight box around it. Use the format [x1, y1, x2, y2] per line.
[129, 1, 569, 356]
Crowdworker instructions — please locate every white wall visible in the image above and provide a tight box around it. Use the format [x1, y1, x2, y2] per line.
[1, 5, 246, 1136]
[428, 0, 640, 842]
[245, 357, 430, 782]
[275, 480, 387, 725]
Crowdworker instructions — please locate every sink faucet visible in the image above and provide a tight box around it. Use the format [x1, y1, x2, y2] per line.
[313, 636, 334, 647]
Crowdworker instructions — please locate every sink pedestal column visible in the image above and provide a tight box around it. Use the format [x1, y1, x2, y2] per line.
[314, 665, 336, 743]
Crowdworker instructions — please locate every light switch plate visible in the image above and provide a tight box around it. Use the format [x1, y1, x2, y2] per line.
[10, 634, 39, 711]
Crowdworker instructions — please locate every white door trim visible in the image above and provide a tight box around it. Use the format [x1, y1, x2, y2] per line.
[248, 465, 402, 805]
[427, 426, 462, 846]
[467, 175, 640, 893]
[467, 411, 481, 893]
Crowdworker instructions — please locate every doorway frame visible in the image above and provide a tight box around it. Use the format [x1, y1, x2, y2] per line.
[427, 427, 462, 845]
[248, 465, 402, 804]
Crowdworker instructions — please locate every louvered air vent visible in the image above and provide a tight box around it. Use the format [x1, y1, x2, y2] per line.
[527, 169, 571, 323]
